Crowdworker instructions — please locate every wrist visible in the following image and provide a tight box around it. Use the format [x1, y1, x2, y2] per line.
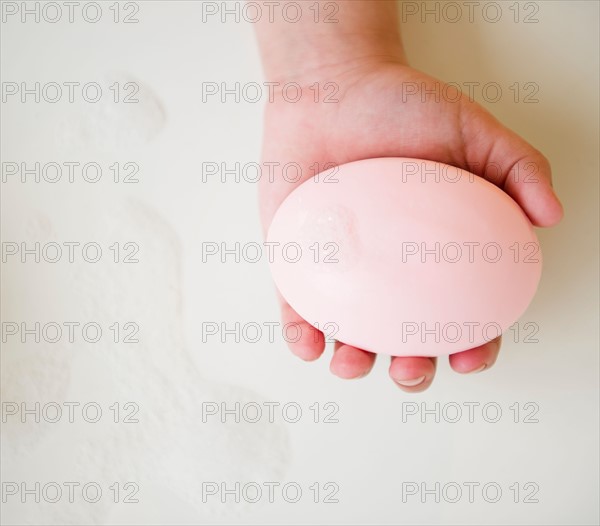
[254, 1, 407, 86]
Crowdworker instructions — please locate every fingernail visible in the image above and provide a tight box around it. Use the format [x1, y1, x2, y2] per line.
[396, 375, 426, 387]
[468, 364, 487, 374]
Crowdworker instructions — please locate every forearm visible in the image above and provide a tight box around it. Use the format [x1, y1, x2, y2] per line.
[253, 0, 407, 83]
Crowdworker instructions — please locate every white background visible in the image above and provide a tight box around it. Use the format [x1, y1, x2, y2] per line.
[1, 1, 598, 524]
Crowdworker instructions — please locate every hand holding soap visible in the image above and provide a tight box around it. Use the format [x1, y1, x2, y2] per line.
[267, 157, 542, 357]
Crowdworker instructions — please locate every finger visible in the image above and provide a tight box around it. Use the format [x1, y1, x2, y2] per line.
[448, 336, 501, 374]
[330, 341, 376, 379]
[280, 301, 325, 361]
[459, 102, 563, 227]
[389, 356, 437, 392]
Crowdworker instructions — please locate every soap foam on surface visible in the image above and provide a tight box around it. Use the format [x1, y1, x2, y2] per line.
[297, 204, 361, 272]
[1, 212, 73, 452]
[1, 201, 290, 524]
[55, 74, 166, 152]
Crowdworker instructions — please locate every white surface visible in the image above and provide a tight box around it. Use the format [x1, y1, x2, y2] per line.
[1, 1, 598, 524]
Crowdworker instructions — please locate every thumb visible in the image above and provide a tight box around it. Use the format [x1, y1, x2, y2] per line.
[457, 101, 564, 227]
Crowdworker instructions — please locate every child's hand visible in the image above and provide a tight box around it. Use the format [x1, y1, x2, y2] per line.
[259, 60, 563, 392]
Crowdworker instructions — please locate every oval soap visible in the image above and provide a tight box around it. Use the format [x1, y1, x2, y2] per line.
[266, 157, 542, 357]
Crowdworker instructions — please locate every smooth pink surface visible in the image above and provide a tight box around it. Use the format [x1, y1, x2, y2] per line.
[267, 158, 542, 357]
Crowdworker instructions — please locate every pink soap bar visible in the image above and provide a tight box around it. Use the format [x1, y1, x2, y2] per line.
[267, 157, 542, 357]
